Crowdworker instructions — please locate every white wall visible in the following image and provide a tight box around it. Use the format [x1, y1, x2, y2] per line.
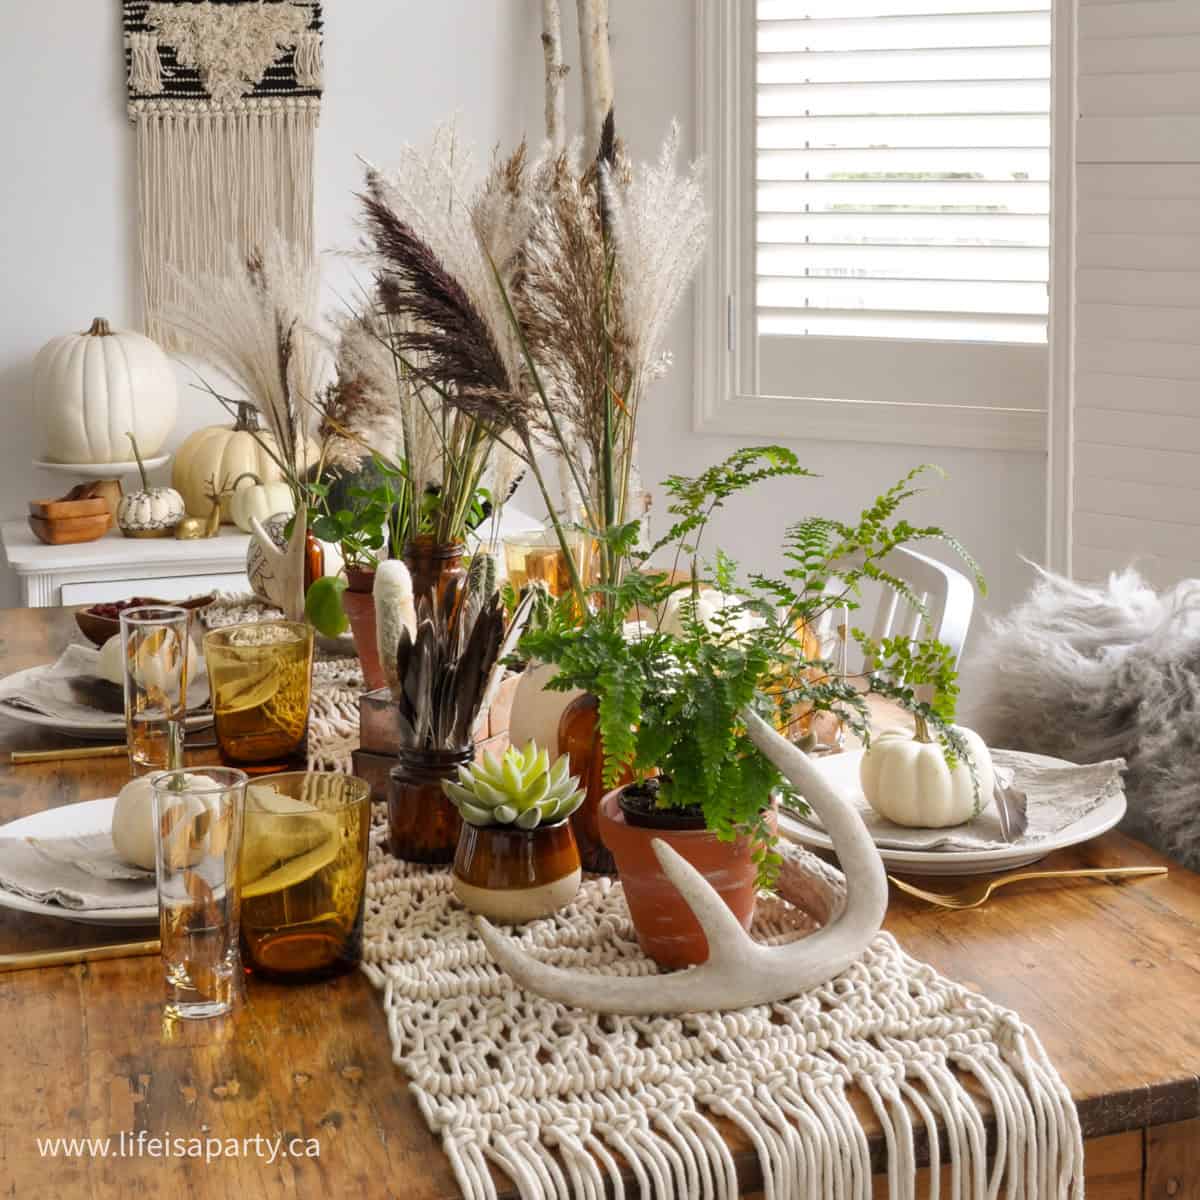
[0, 0, 528, 605]
[0, 1, 1047, 654]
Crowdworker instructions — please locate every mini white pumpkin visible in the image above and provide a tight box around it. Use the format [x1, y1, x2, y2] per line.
[860, 719, 995, 828]
[96, 632, 202, 691]
[111, 774, 208, 870]
[227, 473, 295, 533]
[116, 433, 184, 537]
[34, 317, 177, 465]
[173, 403, 319, 520]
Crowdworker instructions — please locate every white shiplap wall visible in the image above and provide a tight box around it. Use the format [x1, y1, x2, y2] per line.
[1072, 0, 1200, 587]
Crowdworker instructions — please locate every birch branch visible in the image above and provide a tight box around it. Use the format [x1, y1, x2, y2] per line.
[541, 0, 568, 152]
[576, 0, 614, 157]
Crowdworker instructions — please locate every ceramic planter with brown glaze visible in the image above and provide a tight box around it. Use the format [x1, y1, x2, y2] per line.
[452, 820, 581, 923]
[598, 788, 759, 970]
[342, 565, 387, 692]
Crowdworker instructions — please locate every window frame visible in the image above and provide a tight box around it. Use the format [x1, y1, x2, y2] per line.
[693, 0, 1066, 454]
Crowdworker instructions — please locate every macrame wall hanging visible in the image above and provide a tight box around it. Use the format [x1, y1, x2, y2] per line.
[123, 0, 324, 348]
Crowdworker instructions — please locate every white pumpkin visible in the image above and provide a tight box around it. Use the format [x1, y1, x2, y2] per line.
[33, 318, 177, 465]
[508, 662, 586, 756]
[96, 632, 202, 691]
[111, 774, 208, 870]
[173, 403, 319, 520]
[117, 487, 186, 536]
[861, 720, 995, 828]
[228, 474, 295, 533]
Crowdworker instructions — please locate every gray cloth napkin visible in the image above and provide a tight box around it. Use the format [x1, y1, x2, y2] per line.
[0, 834, 155, 911]
[796, 748, 1126, 853]
[0, 643, 209, 725]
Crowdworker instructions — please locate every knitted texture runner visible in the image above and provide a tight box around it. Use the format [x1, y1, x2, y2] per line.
[361, 840, 1084, 1200]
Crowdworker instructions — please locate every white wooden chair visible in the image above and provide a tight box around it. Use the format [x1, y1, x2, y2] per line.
[818, 546, 976, 700]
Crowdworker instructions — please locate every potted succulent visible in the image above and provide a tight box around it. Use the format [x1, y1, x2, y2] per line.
[522, 447, 983, 969]
[443, 740, 585, 923]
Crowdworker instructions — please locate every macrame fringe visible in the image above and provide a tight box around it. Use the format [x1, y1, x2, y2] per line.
[364, 858, 1086, 1200]
[133, 103, 318, 349]
[127, 32, 162, 94]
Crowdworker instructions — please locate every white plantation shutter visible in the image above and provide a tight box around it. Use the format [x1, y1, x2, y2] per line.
[1068, 0, 1200, 589]
[756, 1, 1052, 347]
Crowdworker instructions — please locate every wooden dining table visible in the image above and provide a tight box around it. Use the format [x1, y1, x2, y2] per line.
[0, 604, 1197, 1198]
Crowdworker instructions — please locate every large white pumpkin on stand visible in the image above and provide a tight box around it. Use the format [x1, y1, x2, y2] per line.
[33, 317, 177, 464]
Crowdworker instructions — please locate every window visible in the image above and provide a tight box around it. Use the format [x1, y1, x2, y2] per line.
[696, 0, 1058, 451]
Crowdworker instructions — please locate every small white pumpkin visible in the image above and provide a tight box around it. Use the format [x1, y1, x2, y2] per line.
[861, 719, 995, 828]
[34, 317, 177, 465]
[173, 403, 319, 520]
[96, 632, 201, 691]
[227, 473, 295, 533]
[116, 433, 184, 537]
[111, 774, 207, 870]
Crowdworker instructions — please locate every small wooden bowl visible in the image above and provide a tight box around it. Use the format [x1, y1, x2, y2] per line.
[29, 497, 111, 522]
[28, 512, 113, 546]
[74, 593, 216, 647]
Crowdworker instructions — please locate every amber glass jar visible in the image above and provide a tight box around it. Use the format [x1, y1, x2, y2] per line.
[388, 746, 471, 864]
[558, 694, 635, 875]
[303, 530, 325, 593]
[452, 820, 581, 923]
[402, 537, 467, 613]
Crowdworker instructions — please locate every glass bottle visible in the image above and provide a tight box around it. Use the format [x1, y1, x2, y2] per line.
[402, 537, 467, 614]
[388, 746, 472, 864]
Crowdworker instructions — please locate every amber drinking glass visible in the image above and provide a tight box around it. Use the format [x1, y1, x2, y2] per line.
[238, 771, 371, 981]
[503, 529, 596, 599]
[388, 747, 470, 864]
[204, 621, 314, 774]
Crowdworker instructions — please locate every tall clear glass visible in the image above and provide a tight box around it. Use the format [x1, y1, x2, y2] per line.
[120, 605, 191, 776]
[152, 767, 247, 1020]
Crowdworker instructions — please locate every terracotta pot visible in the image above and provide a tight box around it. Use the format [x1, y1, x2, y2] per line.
[599, 788, 759, 969]
[341, 565, 387, 692]
[452, 820, 581, 923]
[388, 746, 470, 864]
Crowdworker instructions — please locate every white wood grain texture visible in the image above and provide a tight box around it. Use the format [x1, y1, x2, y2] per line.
[1077, 268, 1200, 306]
[1073, 545, 1196, 589]
[1078, 1, 1200, 38]
[1079, 71, 1200, 116]
[1076, 340, 1200, 379]
[1076, 372, 1200, 416]
[1078, 34, 1200, 75]
[1078, 164, 1200, 193]
[1074, 510, 1200, 560]
[1075, 475, 1200, 525]
[1076, 441, 1200, 489]
[1078, 191, 1200, 234]
[1077, 116, 1200, 163]
[1077, 407, 1200, 453]
[1077, 233, 1200, 270]
[1077, 305, 1200, 344]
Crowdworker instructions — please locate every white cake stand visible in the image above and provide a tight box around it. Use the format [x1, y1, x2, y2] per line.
[34, 455, 170, 481]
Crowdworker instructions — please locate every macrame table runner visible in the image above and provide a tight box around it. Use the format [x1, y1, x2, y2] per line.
[362, 843, 1084, 1200]
[204, 596, 1084, 1198]
[123, 0, 323, 347]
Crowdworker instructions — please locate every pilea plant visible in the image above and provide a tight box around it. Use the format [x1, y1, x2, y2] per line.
[520, 446, 984, 885]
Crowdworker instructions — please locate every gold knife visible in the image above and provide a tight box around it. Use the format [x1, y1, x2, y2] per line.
[0, 939, 160, 974]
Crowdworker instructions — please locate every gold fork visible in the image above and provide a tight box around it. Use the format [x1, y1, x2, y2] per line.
[889, 866, 1167, 910]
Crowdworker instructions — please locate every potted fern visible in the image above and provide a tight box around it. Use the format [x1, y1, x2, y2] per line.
[521, 447, 983, 969]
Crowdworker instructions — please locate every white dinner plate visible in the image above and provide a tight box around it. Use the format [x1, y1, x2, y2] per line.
[0, 666, 211, 740]
[34, 455, 169, 479]
[0, 798, 157, 926]
[779, 750, 1128, 876]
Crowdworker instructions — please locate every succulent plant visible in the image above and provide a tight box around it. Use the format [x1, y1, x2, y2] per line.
[443, 741, 585, 829]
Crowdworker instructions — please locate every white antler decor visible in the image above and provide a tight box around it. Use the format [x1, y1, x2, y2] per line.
[475, 708, 888, 1014]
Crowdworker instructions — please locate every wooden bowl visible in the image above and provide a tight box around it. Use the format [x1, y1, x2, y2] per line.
[28, 512, 112, 546]
[29, 497, 111, 521]
[74, 594, 216, 647]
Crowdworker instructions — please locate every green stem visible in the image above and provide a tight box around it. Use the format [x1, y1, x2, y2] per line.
[913, 713, 933, 743]
[127, 433, 150, 491]
[523, 437, 588, 610]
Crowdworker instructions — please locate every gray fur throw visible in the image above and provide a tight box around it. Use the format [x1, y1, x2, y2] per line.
[964, 567, 1200, 869]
